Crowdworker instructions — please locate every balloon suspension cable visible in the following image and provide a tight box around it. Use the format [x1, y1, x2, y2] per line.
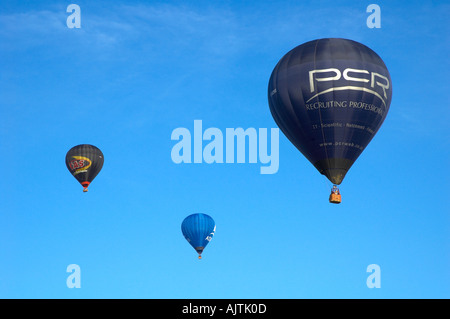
[321, 176, 333, 192]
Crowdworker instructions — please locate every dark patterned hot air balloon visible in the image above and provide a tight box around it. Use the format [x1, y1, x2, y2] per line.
[65, 144, 104, 192]
[268, 38, 392, 203]
[181, 213, 216, 259]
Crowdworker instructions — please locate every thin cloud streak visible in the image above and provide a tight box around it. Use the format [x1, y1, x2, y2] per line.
[0, 3, 369, 58]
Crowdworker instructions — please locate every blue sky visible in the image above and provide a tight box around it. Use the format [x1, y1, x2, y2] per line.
[0, 0, 448, 298]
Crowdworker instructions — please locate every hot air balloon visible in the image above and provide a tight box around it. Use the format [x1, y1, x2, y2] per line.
[268, 38, 392, 203]
[181, 213, 216, 259]
[65, 144, 104, 192]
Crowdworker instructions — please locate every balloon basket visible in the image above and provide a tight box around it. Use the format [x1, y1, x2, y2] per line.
[329, 193, 341, 204]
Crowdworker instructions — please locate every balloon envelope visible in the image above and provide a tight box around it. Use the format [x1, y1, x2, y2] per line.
[181, 213, 216, 258]
[65, 144, 104, 191]
[268, 38, 392, 184]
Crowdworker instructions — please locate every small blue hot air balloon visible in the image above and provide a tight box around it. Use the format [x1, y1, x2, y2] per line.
[181, 213, 216, 259]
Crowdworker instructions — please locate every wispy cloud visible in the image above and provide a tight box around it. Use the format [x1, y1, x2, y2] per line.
[0, 2, 389, 114]
[0, 2, 369, 59]
[0, 8, 65, 50]
[0, 5, 245, 76]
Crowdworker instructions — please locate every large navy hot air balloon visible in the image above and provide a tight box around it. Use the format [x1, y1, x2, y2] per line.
[268, 38, 392, 203]
[65, 144, 104, 192]
[181, 213, 216, 259]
